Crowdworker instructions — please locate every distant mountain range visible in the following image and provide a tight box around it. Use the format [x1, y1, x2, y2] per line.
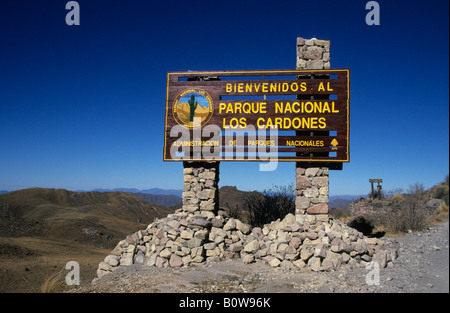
[0, 187, 364, 209]
[109, 189, 363, 209]
[84, 188, 183, 198]
[329, 195, 365, 201]
[329, 195, 365, 209]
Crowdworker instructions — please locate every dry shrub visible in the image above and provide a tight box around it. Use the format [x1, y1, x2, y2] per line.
[390, 193, 405, 201]
[429, 202, 449, 225]
[438, 202, 449, 214]
[383, 198, 427, 233]
[329, 207, 352, 222]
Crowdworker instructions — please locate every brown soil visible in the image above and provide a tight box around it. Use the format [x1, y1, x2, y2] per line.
[0, 236, 108, 293]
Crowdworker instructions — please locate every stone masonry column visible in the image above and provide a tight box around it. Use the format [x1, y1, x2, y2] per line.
[182, 161, 219, 219]
[295, 37, 331, 221]
[295, 166, 329, 216]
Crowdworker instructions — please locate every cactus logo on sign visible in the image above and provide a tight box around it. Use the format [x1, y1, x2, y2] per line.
[172, 88, 214, 128]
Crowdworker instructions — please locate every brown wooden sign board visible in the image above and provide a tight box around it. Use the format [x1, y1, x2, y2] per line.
[163, 69, 350, 162]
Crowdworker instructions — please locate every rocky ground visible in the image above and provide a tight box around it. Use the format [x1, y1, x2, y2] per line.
[72, 220, 449, 293]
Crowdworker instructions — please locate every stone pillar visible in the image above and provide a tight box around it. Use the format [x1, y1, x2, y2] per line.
[296, 37, 330, 70]
[182, 161, 219, 219]
[295, 165, 329, 215]
[295, 37, 331, 219]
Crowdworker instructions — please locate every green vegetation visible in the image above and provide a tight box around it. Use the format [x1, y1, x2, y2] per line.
[188, 94, 198, 122]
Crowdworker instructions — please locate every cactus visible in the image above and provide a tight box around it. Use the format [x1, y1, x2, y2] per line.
[188, 94, 198, 122]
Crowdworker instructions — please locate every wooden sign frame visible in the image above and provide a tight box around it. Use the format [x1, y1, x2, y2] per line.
[163, 69, 350, 162]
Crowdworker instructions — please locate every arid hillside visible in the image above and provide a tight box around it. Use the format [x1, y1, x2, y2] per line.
[0, 188, 173, 241]
[0, 188, 175, 292]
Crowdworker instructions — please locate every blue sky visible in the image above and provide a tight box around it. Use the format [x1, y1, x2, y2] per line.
[0, 0, 448, 196]
[180, 93, 209, 108]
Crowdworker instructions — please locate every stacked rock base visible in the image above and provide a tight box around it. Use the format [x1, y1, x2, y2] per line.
[96, 210, 397, 279]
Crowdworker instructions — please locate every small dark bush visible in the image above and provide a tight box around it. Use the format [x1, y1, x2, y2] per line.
[244, 184, 295, 227]
[347, 216, 374, 236]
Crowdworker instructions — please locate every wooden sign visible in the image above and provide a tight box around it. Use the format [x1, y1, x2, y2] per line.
[163, 69, 350, 162]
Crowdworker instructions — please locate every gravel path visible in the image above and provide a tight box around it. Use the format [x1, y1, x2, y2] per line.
[74, 221, 449, 293]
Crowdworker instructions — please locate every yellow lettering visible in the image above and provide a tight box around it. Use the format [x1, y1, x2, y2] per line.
[283, 118, 291, 129]
[239, 117, 247, 128]
[219, 101, 267, 114]
[275, 102, 283, 113]
[302, 117, 310, 128]
[262, 83, 268, 93]
[242, 102, 251, 114]
[327, 82, 333, 91]
[226, 103, 234, 114]
[285, 102, 292, 113]
[219, 102, 226, 113]
[319, 117, 326, 129]
[223, 118, 229, 129]
[252, 102, 259, 113]
[260, 102, 267, 114]
[300, 82, 307, 92]
[314, 102, 322, 113]
[230, 118, 239, 128]
[257, 117, 265, 128]
[235, 102, 242, 114]
[332, 101, 339, 113]
[226, 84, 232, 93]
[318, 82, 325, 92]
[274, 117, 283, 128]
[290, 82, 299, 92]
